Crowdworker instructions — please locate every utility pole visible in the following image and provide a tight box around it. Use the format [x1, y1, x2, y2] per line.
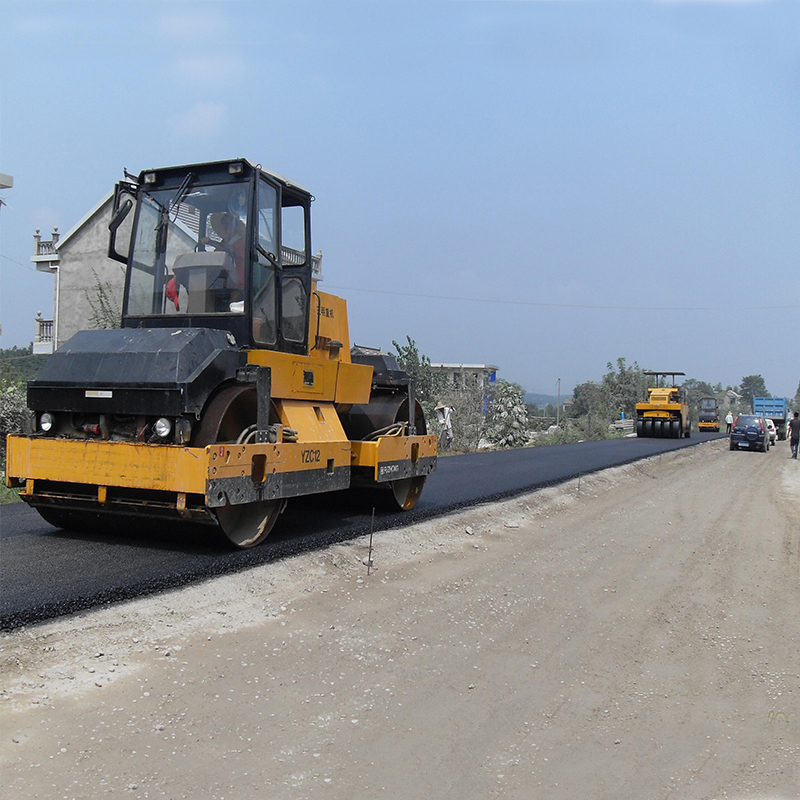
[557, 377, 561, 426]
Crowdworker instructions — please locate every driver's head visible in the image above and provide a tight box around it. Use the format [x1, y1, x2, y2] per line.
[209, 211, 237, 241]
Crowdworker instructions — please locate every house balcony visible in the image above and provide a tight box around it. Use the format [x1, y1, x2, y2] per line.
[33, 312, 54, 355]
[31, 228, 61, 273]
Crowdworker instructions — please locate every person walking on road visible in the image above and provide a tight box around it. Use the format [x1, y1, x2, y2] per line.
[725, 410, 734, 434]
[789, 411, 800, 459]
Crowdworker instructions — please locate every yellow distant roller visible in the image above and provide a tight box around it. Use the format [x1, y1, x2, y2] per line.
[635, 371, 691, 439]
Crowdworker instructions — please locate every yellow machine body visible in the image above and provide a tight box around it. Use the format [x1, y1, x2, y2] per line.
[6, 287, 437, 536]
[635, 386, 691, 439]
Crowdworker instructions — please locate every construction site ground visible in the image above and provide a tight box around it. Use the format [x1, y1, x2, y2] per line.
[1, 438, 799, 799]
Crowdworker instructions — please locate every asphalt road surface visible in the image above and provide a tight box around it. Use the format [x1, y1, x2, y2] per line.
[0, 432, 724, 629]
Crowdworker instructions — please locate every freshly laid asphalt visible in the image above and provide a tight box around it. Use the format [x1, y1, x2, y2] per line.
[0, 432, 725, 630]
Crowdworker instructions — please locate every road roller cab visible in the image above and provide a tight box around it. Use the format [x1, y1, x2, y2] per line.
[6, 159, 437, 547]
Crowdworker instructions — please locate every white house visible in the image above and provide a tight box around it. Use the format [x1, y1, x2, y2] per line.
[31, 193, 126, 352]
[429, 363, 498, 391]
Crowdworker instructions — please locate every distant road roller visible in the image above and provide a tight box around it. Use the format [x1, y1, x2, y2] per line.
[635, 371, 691, 439]
[697, 397, 720, 432]
[5, 159, 437, 547]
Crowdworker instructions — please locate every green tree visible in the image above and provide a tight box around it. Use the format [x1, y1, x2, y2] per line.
[571, 358, 647, 423]
[600, 358, 649, 417]
[485, 380, 529, 448]
[681, 378, 716, 409]
[390, 336, 448, 434]
[739, 374, 769, 407]
[794, 379, 800, 410]
[570, 380, 605, 418]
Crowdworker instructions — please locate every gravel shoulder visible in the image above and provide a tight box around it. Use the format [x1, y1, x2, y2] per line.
[1, 439, 799, 800]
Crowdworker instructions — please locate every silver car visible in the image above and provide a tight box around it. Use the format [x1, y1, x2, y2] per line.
[766, 418, 777, 444]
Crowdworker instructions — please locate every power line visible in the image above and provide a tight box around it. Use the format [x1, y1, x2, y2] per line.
[325, 284, 799, 312]
[1, 253, 39, 272]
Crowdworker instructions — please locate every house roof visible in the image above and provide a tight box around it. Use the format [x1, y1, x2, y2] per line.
[55, 190, 114, 251]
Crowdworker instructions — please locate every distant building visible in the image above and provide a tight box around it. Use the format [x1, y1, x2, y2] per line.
[31, 192, 126, 352]
[430, 363, 498, 416]
[429, 363, 498, 391]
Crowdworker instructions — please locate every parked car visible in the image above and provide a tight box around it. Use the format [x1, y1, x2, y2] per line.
[766, 418, 777, 444]
[729, 414, 770, 452]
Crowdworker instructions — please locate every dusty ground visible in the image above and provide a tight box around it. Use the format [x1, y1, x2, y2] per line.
[1, 439, 798, 800]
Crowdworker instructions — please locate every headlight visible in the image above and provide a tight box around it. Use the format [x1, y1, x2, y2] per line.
[40, 412, 54, 432]
[153, 417, 172, 439]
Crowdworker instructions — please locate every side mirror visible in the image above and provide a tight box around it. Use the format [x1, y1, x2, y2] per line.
[108, 182, 137, 264]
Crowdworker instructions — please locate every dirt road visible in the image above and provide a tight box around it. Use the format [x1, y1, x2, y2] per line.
[2, 439, 798, 799]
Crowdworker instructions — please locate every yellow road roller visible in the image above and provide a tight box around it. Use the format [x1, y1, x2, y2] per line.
[635, 371, 691, 439]
[5, 159, 437, 547]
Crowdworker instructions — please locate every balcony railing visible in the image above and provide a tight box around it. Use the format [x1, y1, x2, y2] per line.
[33, 228, 60, 256]
[33, 312, 54, 355]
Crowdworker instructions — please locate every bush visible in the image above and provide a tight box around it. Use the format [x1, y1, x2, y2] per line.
[485, 380, 529, 448]
[0, 383, 29, 463]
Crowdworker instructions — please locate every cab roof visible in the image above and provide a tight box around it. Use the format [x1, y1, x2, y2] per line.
[137, 158, 312, 198]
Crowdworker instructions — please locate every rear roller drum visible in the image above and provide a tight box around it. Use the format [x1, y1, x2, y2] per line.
[339, 390, 429, 512]
[643, 419, 653, 437]
[636, 419, 644, 437]
[390, 476, 426, 511]
[670, 419, 680, 439]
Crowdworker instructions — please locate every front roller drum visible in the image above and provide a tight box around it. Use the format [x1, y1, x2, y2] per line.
[195, 384, 285, 548]
[215, 499, 286, 548]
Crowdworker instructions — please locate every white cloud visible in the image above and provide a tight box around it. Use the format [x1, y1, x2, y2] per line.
[175, 54, 247, 87]
[169, 103, 228, 140]
[156, 10, 232, 43]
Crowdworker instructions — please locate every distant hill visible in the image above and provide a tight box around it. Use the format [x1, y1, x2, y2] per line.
[524, 392, 570, 407]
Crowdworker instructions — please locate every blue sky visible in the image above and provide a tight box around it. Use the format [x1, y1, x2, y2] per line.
[1, 0, 798, 397]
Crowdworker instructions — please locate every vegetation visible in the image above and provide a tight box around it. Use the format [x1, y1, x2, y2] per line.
[390, 336, 449, 431]
[85, 266, 122, 329]
[0, 344, 49, 386]
[571, 358, 649, 425]
[437, 381, 486, 452]
[0, 345, 43, 503]
[681, 378, 717, 409]
[0, 383, 27, 503]
[739, 374, 769, 406]
[485, 380, 529, 448]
